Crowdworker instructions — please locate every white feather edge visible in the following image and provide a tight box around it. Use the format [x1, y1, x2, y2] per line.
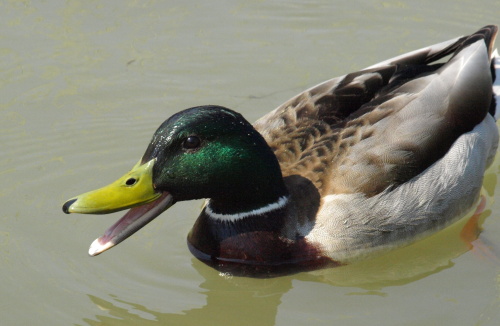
[493, 49, 500, 120]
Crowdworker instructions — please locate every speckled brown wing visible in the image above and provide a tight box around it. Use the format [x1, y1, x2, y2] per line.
[254, 25, 497, 197]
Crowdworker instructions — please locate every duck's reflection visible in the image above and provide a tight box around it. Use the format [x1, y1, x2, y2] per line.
[85, 267, 290, 326]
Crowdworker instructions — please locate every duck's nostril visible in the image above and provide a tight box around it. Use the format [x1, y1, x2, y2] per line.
[125, 178, 137, 186]
[62, 198, 77, 214]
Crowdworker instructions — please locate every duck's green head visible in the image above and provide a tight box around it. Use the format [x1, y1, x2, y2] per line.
[63, 105, 287, 256]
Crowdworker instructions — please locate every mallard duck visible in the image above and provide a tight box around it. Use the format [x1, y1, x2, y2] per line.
[63, 25, 499, 277]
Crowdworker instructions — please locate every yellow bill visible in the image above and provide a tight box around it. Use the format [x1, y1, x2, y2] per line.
[62, 159, 174, 256]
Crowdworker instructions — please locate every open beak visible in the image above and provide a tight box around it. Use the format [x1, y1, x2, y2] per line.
[62, 159, 174, 256]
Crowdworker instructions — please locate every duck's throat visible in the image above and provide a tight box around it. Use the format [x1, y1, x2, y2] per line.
[188, 194, 291, 259]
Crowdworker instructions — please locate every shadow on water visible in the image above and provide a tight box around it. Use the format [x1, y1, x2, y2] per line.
[80, 199, 500, 326]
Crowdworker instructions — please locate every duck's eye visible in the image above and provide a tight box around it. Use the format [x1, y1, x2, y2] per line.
[183, 135, 201, 150]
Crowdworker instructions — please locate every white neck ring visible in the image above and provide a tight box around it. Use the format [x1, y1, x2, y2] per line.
[205, 196, 289, 221]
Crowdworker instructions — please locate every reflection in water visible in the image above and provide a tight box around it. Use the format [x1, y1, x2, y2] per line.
[82, 202, 496, 325]
[86, 269, 291, 326]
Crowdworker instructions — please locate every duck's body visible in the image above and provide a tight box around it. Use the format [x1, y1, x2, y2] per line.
[64, 26, 499, 276]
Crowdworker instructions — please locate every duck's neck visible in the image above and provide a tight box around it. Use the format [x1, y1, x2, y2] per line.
[188, 187, 292, 262]
[206, 177, 290, 218]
